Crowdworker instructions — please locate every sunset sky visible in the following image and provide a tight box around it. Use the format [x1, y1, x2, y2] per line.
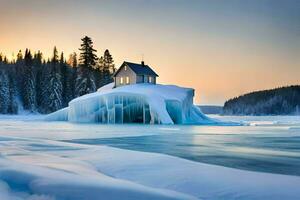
[1, 0, 299, 105]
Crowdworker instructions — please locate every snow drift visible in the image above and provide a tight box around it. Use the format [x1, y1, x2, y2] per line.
[46, 83, 216, 125]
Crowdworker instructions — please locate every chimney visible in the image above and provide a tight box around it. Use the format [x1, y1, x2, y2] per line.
[141, 61, 145, 66]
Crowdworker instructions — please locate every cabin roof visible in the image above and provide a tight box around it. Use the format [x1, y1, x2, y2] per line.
[113, 61, 159, 77]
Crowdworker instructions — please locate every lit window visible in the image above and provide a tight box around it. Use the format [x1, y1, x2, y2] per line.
[149, 76, 152, 83]
[126, 76, 130, 84]
[124, 66, 127, 70]
[120, 77, 123, 84]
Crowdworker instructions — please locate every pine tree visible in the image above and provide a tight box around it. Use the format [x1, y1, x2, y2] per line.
[75, 36, 97, 97]
[94, 56, 104, 87]
[23, 49, 37, 112]
[102, 49, 115, 85]
[39, 60, 51, 113]
[3, 56, 8, 64]
[15, 50, 24, 111]
[47, 47, 63, 112]
[60, 52, 74, 106]
[103, 49, 115, 73]
[38, 47, 63, 113]
[7, 62, 19, 114]
[52, 46, 59, 64]
[67, 52, 78, 68]
[34, 51, 43, 109]
[0, 69, 10, 114]
[65, 66, 76, 106]
[78, 36, 98, 68]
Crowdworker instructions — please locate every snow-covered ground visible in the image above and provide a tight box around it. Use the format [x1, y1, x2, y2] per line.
[1, 138, 300, 200]
[210, 114, 300, 126]
[0, 115, 299, 199]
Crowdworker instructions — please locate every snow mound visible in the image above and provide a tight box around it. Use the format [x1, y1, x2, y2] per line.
[46, 83, 217, 125]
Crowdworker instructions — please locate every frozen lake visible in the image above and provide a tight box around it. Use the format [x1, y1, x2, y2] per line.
[0, 115, 300, 199]
[66, 121, 300, 176]
[3, 115, 300, 176]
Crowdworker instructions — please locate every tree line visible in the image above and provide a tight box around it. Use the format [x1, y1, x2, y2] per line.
[223, 85, 300, 115]
[0, 36, 116, 114]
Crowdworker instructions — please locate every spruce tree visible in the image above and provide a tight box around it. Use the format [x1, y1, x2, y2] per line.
[78, 36, 97, 68]
[47, 47, 63, 112]
[23, 49, 37, 112]
[7, 62, 19, 114]
[72, 53, 78, 68]
[34, 51, 43, 109]
[95, 56, 104, 87]
[0, 69, 10, 114]
[67, 52, 78, 68]
[15, 50, 24, 110]
[75, 36, 97, 97]
[102, 49, 115, 85]
[60, 52, 74, 106]
[39, 60, 51, 113]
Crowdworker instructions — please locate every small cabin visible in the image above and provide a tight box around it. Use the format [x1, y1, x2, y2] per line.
[113, 61, 159, 88]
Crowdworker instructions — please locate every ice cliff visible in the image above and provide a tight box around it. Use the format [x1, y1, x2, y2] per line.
[46, 83, 217, 125]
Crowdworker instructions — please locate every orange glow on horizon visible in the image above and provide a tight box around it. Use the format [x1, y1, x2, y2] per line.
[1, 0, 299, 105]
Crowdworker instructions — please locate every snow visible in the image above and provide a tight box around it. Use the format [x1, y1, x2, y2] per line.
[211, 115, 300, 126]
[46, 83, 218, 125]
[0, 117, 300, 199]
[0, 130, 300, 200]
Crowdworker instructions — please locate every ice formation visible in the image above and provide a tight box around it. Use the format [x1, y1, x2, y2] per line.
[46, 83, 216, 124]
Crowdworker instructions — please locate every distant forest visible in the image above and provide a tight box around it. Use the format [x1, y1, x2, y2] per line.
[223, 86, 300, 115]
[0, 36, 115, 114]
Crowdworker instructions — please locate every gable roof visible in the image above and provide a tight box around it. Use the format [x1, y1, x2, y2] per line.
[113, 61, 159, 77]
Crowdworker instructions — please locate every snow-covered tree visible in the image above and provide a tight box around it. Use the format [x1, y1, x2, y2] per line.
[0, 38, 118, 114]
[23, 49, 37, 112]
[7, 63, 19, 114]
[60, 52, 75, 106]
[48, 47, 63, 112]
[47, 70, 63, 112]
[223, 86, 300, 115]
[39, 47, 63, 113]
[34, 51, 43, 109]
[0, 70, 10, 114]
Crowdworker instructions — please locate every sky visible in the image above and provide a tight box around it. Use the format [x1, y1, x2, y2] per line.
[0, 0, 299, 105]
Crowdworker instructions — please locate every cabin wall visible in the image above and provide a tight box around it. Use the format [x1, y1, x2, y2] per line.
[115, 66, 137, 87]
[143, 75, 156, 84]
[136, 75, 144, 83]
[152, 76, 157, 84]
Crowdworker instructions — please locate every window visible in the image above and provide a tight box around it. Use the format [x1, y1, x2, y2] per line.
[126, 76, 130, 84]
[120, 77, 123, 84]
[149, 76, 152, 83]
[124, 66, 127, 71]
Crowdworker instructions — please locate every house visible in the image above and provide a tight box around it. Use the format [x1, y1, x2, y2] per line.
[113, 61, 159, 88]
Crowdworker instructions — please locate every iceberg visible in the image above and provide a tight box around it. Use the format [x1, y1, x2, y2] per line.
[46, 83, 217, 125]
